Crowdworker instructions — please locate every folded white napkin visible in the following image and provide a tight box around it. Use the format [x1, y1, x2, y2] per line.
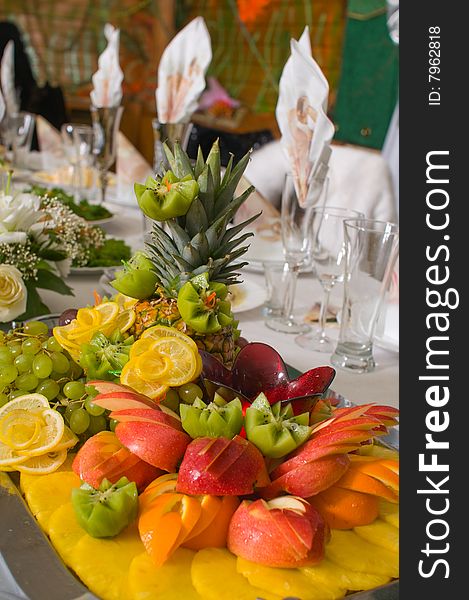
[276, 27, 335, 206]
[90, 24, 124, 108]
[0, 40, 19, 118]
[116, 131, 153, 186]
[156, 17, 212, 124]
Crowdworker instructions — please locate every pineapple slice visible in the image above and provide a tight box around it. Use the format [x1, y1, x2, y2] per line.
[127, 549, 201, 600]
[354, 519, 399, 553]
[69, 523, 145, 600]
[237, 557, 345, 600]
[191, 548, 283, 600]
[24, 470, 81, 533]
[48, 502, 87, 567]
[379, 499, 400, 528]
[20, 452, 76, 494]
[301, 558, 391, 592]
[326, 530, 399, 578]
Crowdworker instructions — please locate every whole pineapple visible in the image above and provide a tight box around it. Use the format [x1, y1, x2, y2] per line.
[130, 140, 258, 367]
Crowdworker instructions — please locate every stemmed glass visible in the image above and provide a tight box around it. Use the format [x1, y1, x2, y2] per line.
[265, 174, 315, 334]
[295, 206, 365, 352]
[61, 123, 94, 199]
[90, 105, 123, 204]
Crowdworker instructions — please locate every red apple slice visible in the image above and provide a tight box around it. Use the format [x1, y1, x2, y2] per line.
[110, 408, 182, 430]
[115, 420, 191, 472]
[86, 380, 129, 394]
[92, 391, 158, 411]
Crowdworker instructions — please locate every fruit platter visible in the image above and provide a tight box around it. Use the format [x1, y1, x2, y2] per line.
[0, 141, 399, 600]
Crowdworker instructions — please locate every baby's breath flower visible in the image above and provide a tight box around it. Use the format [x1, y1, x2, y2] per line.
[0, 241, 39, 280]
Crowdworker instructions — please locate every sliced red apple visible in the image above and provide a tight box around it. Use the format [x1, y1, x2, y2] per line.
[177, 435, 270, 496]
[227, 496, 328, 568]
[92, 391, 158, 412]
[110, 408, 182, 429]
[115, 420, 191, 472]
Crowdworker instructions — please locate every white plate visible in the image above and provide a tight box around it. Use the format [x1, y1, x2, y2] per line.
[229, 280, 267, 313]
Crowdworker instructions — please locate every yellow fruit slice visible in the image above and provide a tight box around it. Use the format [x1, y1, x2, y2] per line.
[17, 409, 65, 457]
[237, 557, 344, 600]
[326, 530, 399, 578]
[127, 549, 202, 600]
[69, 523, 145, 600]
[135, 350, 171, 382]
[116, 308, 136, 333]
[191, 548, 283, 600]
[145, 337, 197, 386]
[0, 442, 28, 469]
[129, 337, 157, 359]
[114, 293, 139, 310]
[354, 519, 399, 553]
[16, 448, 68, 474]
[24, 470, 81, 533]
[301, 559, 390, 593]
[379, 500, 399, 528]
[0, 393, 49, 419]
[75, 307, 102, 328]
[142, 325, 199, 355]
[94, 301, 120, 324]
[120, 362, 168, 400]
[0, 410, 43, 450]
[20, 452, 76, 494]
[358, 443, 399, 460]
[48, 502, 87, 567]
[54, 426, 79, 453]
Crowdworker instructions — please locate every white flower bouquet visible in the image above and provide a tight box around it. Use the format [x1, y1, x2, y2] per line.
[0, 178, 107, 323]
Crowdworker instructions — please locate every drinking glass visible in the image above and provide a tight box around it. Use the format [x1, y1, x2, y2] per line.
[295, 206, 364, 352]
[11, 112, 35, 168]
[152, 118, 193, 175]
[265, 174, 314, 334]
[90, 105, 123, 204]
[331, 218, 399, 373]
[61, 123, 94, 199]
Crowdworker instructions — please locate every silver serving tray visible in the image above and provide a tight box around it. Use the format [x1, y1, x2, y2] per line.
[0, 391, 399, 600]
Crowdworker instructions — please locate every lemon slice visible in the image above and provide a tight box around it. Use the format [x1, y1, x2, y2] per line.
[17, 409, 65, 457]
[16, 448, 68, 475]
[114, 293, 139, 310]
[135, 350, 171, 382]
[116, 308, 136, 333]
[54, 426, 79, 452]
[147, 337, 198, 387]
[94, 301, 120, 324]
[76, 307, 102, 328]
[0, 410, 43, 450]
[0, 441, 29, 468]
[141, 325, 199, 355]
[0, 393, 50, 419]
[129, 338, 157, 359]
[120, 362, 168, 400]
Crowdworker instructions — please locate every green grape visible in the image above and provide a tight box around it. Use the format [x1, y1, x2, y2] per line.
[109, 418, 118, 432]
[64, 403, 78, 423]
[87, 415, 107, 435]
[14, 354, 33, 374]
[0, 365, 18, 386]
[63, 381, 86, 401]
[7, 343, 22, 358]
[22, 338, 42, 355]
[0, 392, 9, 407]
[9, 389, 25, 400]
[49, 371, 62, 381]
[36, 378, 60, 401]
[24, 321, 49, 336]
[161, 388, 180, 412]
[32, 354, 53, 379]
[67, 361, 84, 380]
[16, 373, 39, 391]
[84, 396, 105, 416]
[46, 337, 62, 353]
[50, 352, 70, 374]
[0, 347, 13, 365]
[69, 408, 90, 434]
[177, 382, 204, 404]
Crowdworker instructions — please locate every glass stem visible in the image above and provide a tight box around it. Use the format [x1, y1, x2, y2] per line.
[283, 264, 300, 322]
[99, 168, 107, 204]
[318, 285, 332, 339]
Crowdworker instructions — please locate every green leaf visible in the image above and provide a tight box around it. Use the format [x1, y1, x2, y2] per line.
[35, 269, 74, 295]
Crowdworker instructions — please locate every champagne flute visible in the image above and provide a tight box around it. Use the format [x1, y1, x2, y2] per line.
[90, 105, 123, 204]
[265, 174, 314, 334]
[295, 206, 364, 352]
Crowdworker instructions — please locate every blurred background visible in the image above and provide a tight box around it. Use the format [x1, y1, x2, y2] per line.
[0, 0, 398, 166]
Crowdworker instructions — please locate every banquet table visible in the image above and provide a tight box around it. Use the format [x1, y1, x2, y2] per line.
[39, 201, 399, 410]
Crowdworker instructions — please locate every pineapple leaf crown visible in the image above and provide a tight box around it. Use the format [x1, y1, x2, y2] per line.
[145, 140, 260, 297]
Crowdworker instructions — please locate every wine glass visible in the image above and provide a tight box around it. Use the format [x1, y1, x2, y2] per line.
[265, 174, 315, 334]
[61, 123, 93, 199]
[90, 105, 123, 204]
[295, 206, 364, 352]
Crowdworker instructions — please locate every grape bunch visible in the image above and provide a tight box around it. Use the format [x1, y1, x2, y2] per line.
[0, 322, 110, 441]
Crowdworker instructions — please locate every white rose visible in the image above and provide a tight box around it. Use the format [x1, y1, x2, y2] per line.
[0, 231, 28, 244]
[0, 193, 42, 234]
[0, 264, 27, 322]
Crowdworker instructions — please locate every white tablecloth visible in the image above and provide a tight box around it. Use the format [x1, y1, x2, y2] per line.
[40, 204, 399, 410]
